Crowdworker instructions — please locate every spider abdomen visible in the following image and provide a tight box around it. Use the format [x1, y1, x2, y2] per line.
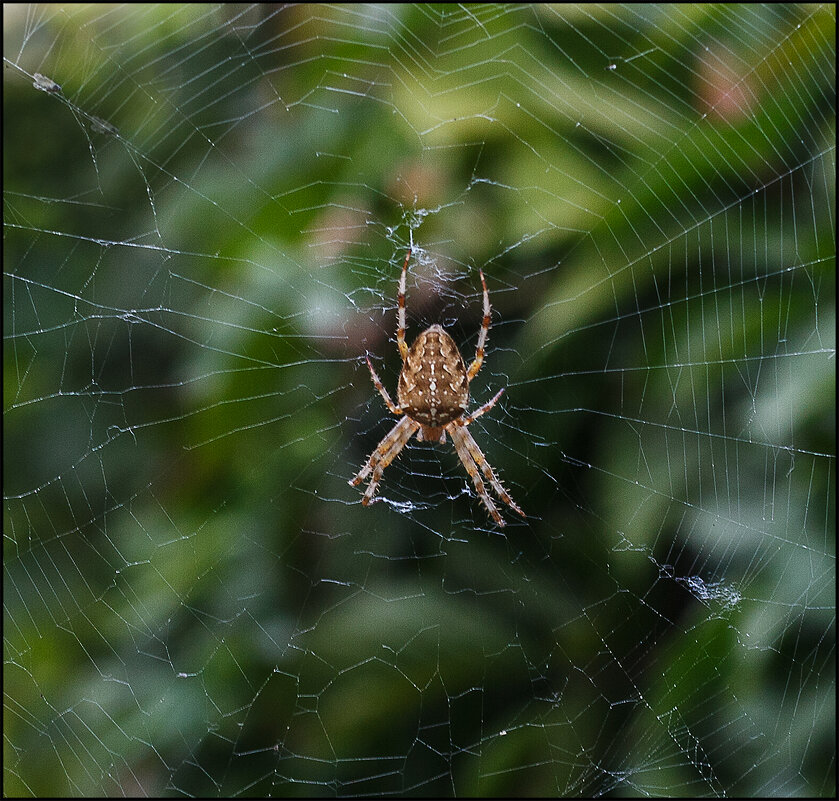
[397, 324, 468, 427]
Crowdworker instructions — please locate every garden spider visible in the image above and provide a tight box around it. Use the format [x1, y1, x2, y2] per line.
[349, 249, 525, 526]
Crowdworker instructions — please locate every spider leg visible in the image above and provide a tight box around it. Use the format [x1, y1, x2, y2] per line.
[365, 355, 402, 415]
[448, 424, 505, 526]
[466, 269, 491, 382]
[458, 388, 504, 426]
[349, 415, 414, 486]
[450, 424, 526, 520]
[359, 417, 420, 505]
[350, 416, 419, 505]
[397, 248, 411, 362]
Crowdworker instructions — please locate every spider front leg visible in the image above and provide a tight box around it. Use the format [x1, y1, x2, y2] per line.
[450, 424, 526, 520]
[448, 423, 504, 526]
[349, 416, 419, 504]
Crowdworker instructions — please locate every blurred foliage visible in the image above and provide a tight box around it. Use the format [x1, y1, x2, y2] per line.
[4, 4, 835, 797]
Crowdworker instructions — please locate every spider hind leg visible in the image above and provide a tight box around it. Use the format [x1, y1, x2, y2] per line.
[396, 248, 411, 362]
[466, 269, 492, 382]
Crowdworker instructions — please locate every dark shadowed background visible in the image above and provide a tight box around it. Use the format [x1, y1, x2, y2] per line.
[4, 4, 835, 797]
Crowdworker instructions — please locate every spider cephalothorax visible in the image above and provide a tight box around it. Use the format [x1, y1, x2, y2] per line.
[349, 249, 525, 526]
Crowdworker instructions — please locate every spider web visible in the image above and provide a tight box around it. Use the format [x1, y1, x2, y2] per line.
[3, 4, 835, 797]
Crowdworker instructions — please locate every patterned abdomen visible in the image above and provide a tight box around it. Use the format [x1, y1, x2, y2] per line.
[397, 325, 469, 427]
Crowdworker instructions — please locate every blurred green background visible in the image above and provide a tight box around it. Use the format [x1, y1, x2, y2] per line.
[4, 4, 835, 797]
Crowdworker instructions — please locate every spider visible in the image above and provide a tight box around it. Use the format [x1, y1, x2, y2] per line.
[349, 249, 525, 526]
